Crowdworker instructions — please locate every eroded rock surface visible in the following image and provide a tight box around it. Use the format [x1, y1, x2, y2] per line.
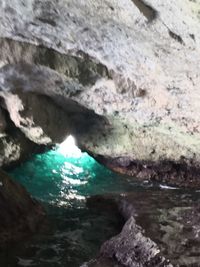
[119, 191, 200, 266]
[0, 0, 200, 184]
[100, 216, 172, 267]
[85, 190, 200, 267]
[0, 170, 47, 247]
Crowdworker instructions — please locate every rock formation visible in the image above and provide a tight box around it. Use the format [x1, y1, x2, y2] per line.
[99, 216, 172, 267]
[0, 170, 47, 247]
[85, 190, 200, 266]
[0, 0, 200, 185]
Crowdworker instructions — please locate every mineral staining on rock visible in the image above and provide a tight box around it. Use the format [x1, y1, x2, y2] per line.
[0, 0, 200, 185]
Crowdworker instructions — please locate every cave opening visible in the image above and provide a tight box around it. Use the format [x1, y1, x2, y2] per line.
[0, 40, 199, 267]
[5, 134, 133, 267]
[3, 124, 200, 267]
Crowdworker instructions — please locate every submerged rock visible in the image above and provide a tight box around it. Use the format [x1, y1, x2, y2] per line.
[0, 170, 47, 247]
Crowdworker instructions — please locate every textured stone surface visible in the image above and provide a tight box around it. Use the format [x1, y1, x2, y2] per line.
[118, 191, 200, 266]
[0, 170, 47, 246]
[100, 216, 172, 267]
[85, 191, 200, 266]
[0, 104, 45, 167]
[0, 0, 200, 184]
[84, 194, 173, 267]
[0, 130, 38, 167]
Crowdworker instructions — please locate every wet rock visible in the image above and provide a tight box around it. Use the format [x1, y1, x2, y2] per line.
[96, 156, 200, 188]
[119, 191, 200, 266]
[0, 170, 47, 247]
[84, 194, 173, 267]
[85, 191, 200, 266]
[100, 216, 172, 267]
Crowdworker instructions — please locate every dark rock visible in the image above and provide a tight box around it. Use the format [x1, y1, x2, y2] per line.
[97, 156, 200, 188]
[119, 191, 200, 266]
[100, 216, 172, 267]
[84, 194, 173, 267]
[0, 107, 6, 133]
[0, 170, 47, 247]
[85, 191, 200, 266]
[83, 257, 123, 267]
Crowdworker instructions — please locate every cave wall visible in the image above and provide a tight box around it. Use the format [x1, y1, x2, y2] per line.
[0, 170, 47, 247]
[0, 0, 200, 184]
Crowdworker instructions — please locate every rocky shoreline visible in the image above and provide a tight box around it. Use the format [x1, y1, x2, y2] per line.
[95, 155, 200, 188]
[85, 191, 200, 267]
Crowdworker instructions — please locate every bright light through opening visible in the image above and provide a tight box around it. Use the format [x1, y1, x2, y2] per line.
[57, 135, 82, 158]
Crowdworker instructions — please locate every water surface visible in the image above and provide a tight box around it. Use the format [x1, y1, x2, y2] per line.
[4, 142, 146, 267]
[3, 140, 200, 266]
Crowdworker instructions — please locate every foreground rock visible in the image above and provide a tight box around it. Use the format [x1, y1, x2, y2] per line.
[0, 170, 47, 247]
[84, 190, 200, 266]
[0, 0, 200, 185]
[100, 216, 172, 267]
[119, 191, 200, 266]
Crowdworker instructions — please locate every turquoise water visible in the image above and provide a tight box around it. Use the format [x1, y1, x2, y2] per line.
[3, 139, 200, 266]
[5, 141, 149, 267]
[9, 145, 144, 206]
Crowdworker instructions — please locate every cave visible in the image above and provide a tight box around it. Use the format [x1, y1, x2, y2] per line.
[1, 135, 125, 266]
[2, 131, 200, 267]
[1, 0, 200, 266]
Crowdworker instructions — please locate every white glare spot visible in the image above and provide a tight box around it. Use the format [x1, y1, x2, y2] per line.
[159, 184, 178, 190]
[62, 176, 87, 185]
[62, 162, 83, 175]
[58, 135, 82, 157]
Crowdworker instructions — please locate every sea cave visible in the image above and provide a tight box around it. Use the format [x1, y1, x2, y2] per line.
[1, 0, 200, 266]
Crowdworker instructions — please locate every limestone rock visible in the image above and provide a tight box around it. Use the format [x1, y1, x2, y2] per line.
[0, 0, 200, 184]
[0, 128, 42, 167]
